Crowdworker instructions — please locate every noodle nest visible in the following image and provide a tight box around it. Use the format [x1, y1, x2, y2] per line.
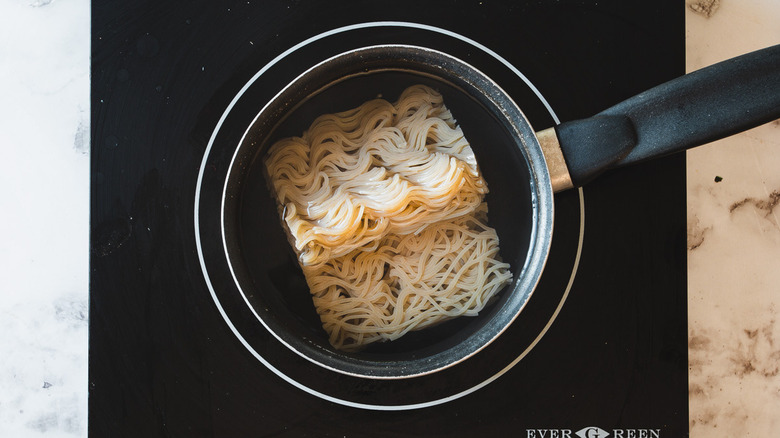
[264, 84, 512, 351]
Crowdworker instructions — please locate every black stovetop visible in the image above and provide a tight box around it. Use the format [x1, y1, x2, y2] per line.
[90, 1, 687, 436]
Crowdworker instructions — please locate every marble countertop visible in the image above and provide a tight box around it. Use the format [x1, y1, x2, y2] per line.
[686, 0, 780, 435]
[0, 1, 777, 436]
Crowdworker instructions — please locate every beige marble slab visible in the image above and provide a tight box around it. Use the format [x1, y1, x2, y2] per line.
[686, 0, 780, 436]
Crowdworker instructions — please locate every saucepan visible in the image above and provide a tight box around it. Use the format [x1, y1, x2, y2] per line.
[221, 43, 780, 379]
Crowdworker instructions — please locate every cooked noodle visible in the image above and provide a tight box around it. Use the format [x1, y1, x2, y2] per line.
[264, 84, 512, 351]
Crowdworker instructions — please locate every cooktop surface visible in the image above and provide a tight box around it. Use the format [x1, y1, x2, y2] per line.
[90, 1, 687, 436]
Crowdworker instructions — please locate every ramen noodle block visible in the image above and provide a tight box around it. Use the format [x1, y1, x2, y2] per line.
[264, 84, 512, 351]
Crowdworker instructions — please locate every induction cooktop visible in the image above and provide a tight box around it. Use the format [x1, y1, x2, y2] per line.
[90, 1, 687, 436]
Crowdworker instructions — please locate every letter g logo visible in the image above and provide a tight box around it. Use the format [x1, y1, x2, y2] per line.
[575, 427, 610, 438]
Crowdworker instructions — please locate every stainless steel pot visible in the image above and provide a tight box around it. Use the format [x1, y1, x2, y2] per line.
[222, 44, 780, 379]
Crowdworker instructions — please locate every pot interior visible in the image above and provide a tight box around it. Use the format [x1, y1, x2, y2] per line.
[222, 47, 551, 378]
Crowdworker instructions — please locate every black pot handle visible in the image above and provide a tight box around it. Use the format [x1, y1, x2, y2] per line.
[553, 44, 780, 188]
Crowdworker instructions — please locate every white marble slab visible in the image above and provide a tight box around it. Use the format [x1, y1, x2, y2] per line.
[686, 0, 780, 436]
[0, 0, 777, 436]
[0, 0, 90, 436]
